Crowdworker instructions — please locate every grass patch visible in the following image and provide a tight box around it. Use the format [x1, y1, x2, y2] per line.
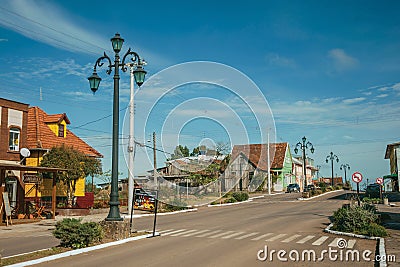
[1, 247, 71, 266]
[1, 231, 147, 266]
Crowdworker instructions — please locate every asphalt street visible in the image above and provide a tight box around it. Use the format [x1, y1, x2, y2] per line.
[13, 191, 378, 267]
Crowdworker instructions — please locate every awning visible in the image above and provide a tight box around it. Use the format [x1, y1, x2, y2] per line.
[383, 174, 398, 179]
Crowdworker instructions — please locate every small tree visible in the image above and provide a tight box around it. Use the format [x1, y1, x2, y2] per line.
[40, 145, 102, 207]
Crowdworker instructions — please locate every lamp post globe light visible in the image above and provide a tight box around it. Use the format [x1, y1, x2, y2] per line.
[88, 33, 146, 221]
[340, 163, 350, 184]
[326, 152, 339, 187]
[294, 136, 314, 191]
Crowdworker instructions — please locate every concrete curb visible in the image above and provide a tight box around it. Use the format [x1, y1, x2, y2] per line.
[207, 192, 286, 207]
[6, 232, 160, 267]
[324, 223, 386, 267]
[298, 189, 344, 201]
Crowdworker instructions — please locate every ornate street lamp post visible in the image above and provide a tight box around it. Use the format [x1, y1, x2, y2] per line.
[340, 163, 350, 184]
[294, 136, 314, 191]
[326, 152, 339, 187]
[88, 33, 146, 221]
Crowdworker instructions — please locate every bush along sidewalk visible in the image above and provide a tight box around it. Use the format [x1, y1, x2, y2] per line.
[53, 218, 104, 249]
[331, 203, 387, 237]
[211, 191, 250, 205]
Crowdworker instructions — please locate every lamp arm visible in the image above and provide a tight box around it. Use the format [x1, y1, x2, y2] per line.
[94, 52, 112, 75]
[295, 142, 302, 150]
[121, 48, 142, 72]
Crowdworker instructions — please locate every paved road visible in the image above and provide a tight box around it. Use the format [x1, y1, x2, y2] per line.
[29, 191, 378, 267]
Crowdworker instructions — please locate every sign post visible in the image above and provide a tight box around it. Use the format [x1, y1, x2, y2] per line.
[352, 172, 363, 206]
[376, 177, 384, 201]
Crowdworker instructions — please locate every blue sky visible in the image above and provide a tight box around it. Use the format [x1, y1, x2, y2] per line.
[0, 0, 399, 187]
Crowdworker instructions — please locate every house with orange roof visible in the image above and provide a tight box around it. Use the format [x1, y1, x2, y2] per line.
[25, 106, 103, 203]
[226, 143, 294, 192]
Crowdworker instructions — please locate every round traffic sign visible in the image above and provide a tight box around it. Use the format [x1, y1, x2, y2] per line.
[376, 177, 384, 185]
[352, 172, 363, 183]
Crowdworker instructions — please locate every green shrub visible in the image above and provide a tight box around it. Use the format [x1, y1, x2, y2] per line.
[331, 205, 387, 237]
[362, 197, 381, 204]
[362, 223, 387, 237]
[53, 218, 103, 249]
[164, 198, 188, 212]
[224, 197, 237, 203]
[232, 192, 249, 202]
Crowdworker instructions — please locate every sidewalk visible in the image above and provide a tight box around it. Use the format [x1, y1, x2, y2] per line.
[0, 208, 151, 238]
[378, 193, 400, 266]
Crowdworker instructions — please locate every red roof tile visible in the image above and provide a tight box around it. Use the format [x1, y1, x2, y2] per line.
[27, 107, 103, 158]
[231, 143, 288, 171]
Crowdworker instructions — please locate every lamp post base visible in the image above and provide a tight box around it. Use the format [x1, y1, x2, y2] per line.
[105, 203, 123, 221]
[99, 219, 130, 241]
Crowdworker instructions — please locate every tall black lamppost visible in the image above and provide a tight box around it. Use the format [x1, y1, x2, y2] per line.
[294, 136, 314, 191]
[340, 163, 350, 184]
[88, 33, 146, 221]
[326, 152, 339, 187]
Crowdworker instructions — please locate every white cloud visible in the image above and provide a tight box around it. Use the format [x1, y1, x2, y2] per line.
[376, 94, 388, 98]
[0, 0, 170, 66]
[342, 97, 365, 104]
[328, 48, 359, 71]
[266, 53, 296, 68]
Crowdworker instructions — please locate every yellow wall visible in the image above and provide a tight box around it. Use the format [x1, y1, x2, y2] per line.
[47, 120, 67, 137]
[24, 148, 86, 197]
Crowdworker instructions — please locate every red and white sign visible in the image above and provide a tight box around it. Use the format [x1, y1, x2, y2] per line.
[376, 177, 384, 185]
[352, 172, 363, 183]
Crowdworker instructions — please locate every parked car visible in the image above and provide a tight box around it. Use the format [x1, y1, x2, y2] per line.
[365, 183, 381, 198]
[286, 183, 300, 193]
[305, 184, 316, 191]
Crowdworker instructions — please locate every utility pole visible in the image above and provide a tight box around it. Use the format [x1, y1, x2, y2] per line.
[127, 64, 135, 216]
[153, 132, 157, 187]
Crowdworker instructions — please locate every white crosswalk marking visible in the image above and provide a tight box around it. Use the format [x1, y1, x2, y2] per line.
[296, 235, 315, 244]
[312, 236, 329, 246]
[221, 232, 245, 239]
[196, 230, 221, 237]
[329, 238, 341, 247]
[209, 231, 235, 239]
[158, 229, 174, 233]
[184, 229, 209, 237]
[281, 234, 301, 243]
[235, 232, 259, 240]
[347, 240, 356, 249]
[171, 229, 197, 236]
[266, 234, 287, 242]
[251, 233, 274, 241]
[162, 229, 187, 236]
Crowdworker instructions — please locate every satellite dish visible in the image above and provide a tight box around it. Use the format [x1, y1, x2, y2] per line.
[20, 148, 31, 158]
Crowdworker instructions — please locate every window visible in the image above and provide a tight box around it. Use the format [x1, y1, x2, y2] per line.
[58, 124, 64, 137]
[9, 127, 20, 151]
